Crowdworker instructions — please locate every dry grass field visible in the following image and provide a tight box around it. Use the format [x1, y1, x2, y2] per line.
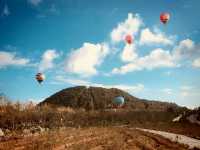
[0, 101, 200, 150]
[0, 126, 191, 150]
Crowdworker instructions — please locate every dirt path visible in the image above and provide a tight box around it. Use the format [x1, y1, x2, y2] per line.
[0, 127, 189, 150]
[136, 128, 200, 149]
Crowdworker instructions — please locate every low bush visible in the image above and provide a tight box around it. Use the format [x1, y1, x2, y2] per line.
[0, 99, 177, 131]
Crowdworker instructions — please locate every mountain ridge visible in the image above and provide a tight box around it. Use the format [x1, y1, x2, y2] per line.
[39, 86, 182, 111]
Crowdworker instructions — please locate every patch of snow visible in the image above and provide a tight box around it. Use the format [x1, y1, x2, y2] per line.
[136, 128, 200, 149]
[172, 114, 182, 122]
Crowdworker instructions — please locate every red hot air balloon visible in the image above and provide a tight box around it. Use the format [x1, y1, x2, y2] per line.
[125, 34, 133, 44]
[35, 73, 45, 84]
[160, 13, 170, 24]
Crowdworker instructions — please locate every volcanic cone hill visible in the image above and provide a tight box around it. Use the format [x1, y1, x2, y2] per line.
[39, 86, 183, 111]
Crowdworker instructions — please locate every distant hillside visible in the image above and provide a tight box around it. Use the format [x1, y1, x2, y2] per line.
[39, 86, 182, 111]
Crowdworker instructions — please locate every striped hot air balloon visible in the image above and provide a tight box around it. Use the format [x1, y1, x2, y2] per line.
[35, 73, 45, 84]
[160, 13, 170, 24]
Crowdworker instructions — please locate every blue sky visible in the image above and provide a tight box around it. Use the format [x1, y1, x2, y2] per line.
[0, 0, 200, 108]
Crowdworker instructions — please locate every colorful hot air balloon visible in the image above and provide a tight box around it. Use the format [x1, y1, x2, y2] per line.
[160, 13, 170, 24]
[35, 73, 45, 84]
[113, 96, 125, 107]
[125, 34, 133, 44]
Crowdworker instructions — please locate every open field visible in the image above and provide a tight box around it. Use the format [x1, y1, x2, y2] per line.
[0, 126, 191, 150]
[0, 103, 200, 149]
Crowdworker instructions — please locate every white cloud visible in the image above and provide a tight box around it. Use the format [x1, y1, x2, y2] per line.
[112, 62, 141, 74]
[121, 44, 138, 62]
[141, 48, 175, 69]
[162, 88, 173, 95]
[55, 75, 144, 94]
[192, 57, 200, 68]
[110, 83, 144, 94]
[175, 85, 200, 108]
[180, 86, 200, 98]
[139, 28, 173, 45]
[111, 38, 200, 75]
[2, 4, 10, 16]
[110, 13, 143, 43]
[172, 39, 196, 60]
[0, 51, 30, 68]
[55, 75, 90, 85]
[28, 0, 42, 6]
[171, 38, 200, 67]
[38, 49, 59, 72]
[64, 43, 109, 77]
[112, 48, 175, 74]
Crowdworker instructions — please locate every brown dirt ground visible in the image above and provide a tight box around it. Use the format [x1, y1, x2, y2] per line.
[0, 126, 190, 150]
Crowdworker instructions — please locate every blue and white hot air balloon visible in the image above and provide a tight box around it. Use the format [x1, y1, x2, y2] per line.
[113, 96, 125, 107]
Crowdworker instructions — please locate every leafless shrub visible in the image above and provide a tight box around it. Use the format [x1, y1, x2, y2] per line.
[0, 98, 177, 131]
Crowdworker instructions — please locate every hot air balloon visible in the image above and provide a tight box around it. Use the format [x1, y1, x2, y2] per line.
[160, 13, 170, 24]
[35, 73, 45, 84]
[125, 34, 133, 44]
[113, 96, 125, 108]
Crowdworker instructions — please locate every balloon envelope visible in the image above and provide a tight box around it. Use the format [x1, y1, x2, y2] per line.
[113, 96, 125, 105]
[35, 73, 45, 84]
[125, 35, 133, 44]
[160, 13, 170, 24]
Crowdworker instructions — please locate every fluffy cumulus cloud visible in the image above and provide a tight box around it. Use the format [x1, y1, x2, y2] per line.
[192, 57, 200, 68]
[38, 49, 59, 72]
[0, 51, 29, 68]
[110, 13, 142, 43]
[64, 43, 109, 77]
[141, 49, 175, 69]
[59, 12, 200, 77]
[112, 37, 200, 75]
[121, 44, 137, 62]
[172, 39, 196, 60]
[109, 13, 183, 75]
[112, 62, 141, 74]
[139, 28, 173, 45]
[28, 0, 42, 6]
[112, 48, 175, 74]
[171, 39, 200, 69]
[55, 75, 144, 94]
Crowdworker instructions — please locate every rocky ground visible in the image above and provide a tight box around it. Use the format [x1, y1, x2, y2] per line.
[0, 126, 191, 150]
